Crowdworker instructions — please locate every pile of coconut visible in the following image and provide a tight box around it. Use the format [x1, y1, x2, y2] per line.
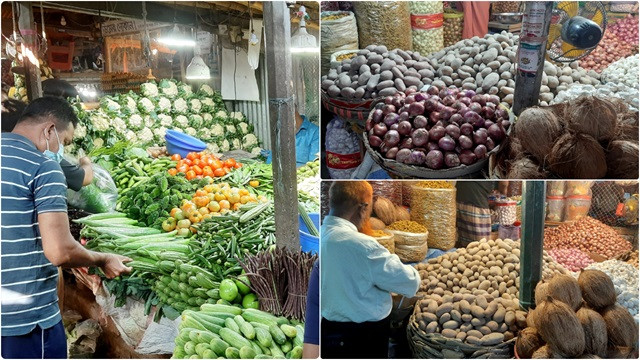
[516, 271, 639, 359]
[496, 96, 639, 179]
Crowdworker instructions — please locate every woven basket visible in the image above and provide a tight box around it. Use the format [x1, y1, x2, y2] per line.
[321, 90, 375, 126]
[407, 314, 516, 359]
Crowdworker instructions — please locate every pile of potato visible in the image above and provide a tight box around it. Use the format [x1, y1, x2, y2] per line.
[411, 238, 568, 347]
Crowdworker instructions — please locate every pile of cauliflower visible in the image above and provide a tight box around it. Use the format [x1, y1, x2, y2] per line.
[69, 79, 262, 156]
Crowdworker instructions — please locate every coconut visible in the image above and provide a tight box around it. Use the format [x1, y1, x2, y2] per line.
[579, 355, 602, 359]
[614, 123, 639, 141]
[531, 345, 558, 359]
[369, 217, 386, 230]
[526, 308, 537, 328]
[605, 140, 639, 179]
[534, 281, 550, 307]
[601, 304, 639, 350]
[395, 205, 410, 221]
[372, 196, 396, 225]
[548, 103, 568, 121]
[607, 346, 638, 359]
[516, 327, 544, 359]
[548, 132, 607, 179]
[546, 274, 583, 311]
[578, 270, 617, 310]
[537, 297, 586, 357]
[567, 96, 618, 141]
[507, 157, 548, 179]
[514, 107, 563, 164]
[576, 308, 608, 358]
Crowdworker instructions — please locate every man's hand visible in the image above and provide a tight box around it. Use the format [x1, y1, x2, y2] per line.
[100, 254, 132, 279]
[79, 156, 92, 167]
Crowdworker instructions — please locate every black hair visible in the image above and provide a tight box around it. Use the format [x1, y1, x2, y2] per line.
[18, 96, 78, 129]
[42, 79, 79, 99]
[1, 99, 27, 132]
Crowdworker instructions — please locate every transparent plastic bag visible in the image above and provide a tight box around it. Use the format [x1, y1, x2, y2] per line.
[388, 229, 429, 247]
[565, 181, 594, 197]
[369, 181, 403, 205]
[325, 116, 362, 179]
[443, 11, 463, 47]
[547, 181, 566, 196]
[321, 11, 359, 75]
[495, 199, 517, 225]
[546, 196, 565, 222]
[373, 232, 395, 254]
[67, 164, 118, 214]
[410, 1, 443, 55]
[352, 1, 412, 50]
[564, 195, 592, 222]
[410, 186, 456, 250]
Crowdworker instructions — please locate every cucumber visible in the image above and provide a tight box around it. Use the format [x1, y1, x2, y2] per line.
[200, 303, 243, 315]
[191, 312, 226, 327]
[206, 289, 221, 299]
[220, 328, 252, 350]
[210, 338, 230, 357]
[195, 343, 210, 357]
[184, 341, 197, 355]
[225, 317, 241, 333]
[242, 309, 279, 327]
[276, 317, 289, 326]
[235, 315, 256, 340]
[239, 345, 256, 359]
[189, 355, 200, 359]
[199, 311, 235, 320]
[180, 318, 207, 331]
[255, 355, 274, 359]
[225, 347, 241, 359]
[217, 299, 233, 306]
[280, 324, 297, 338]
[281, 340, 293, 354]
[293, 325, 304, 347]
[289, 346, 303, 359]
[196, 272, 218, 289]
[269, 324, 287, 345]
[255, 327, 273, 348]
[251, 341, 263, 355]
[202, 349, 216, 359]
[250, 321, 270, 330]
[269, 342, 285, 359]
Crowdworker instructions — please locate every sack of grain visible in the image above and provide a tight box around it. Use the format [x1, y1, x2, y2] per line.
[373, 231, 395, 254]
[395, 241, 429, 263]
[352, 1, 412, 50]
[410, 185, 456, 250]
[387, 229, 428, 247]
[321, 11, 359, 75]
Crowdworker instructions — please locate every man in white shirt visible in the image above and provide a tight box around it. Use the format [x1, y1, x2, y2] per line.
[320, 181, 421, 359]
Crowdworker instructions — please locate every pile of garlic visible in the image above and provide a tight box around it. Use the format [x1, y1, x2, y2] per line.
[600, 54, 639, 89]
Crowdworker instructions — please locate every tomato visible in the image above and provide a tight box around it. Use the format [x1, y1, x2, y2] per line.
[219, 200, 231, 210]
[176, 228, 191, 237]
[239, 189, 250, 196]
[171, 154, 182, 161]
[184, 159, 193, 166]
[185, 170, 197, 180]
[189, 211, 203, 223]
[227, 193, 241, 204]
[198, 207, 210, 216]
[193, 196, 210, 208]
[212, 159, 223, 169]
[208, 201, 221, 213]
[177, 164, 189, 173]
[223, 167, 231, 175]
[225, 158, 237, 168]
[202, 214, 213, 221]
[204, 157, 215, 167]
[162, 217, 177, 232]
[170, 207, 181, 218]
[202, 166, 214, 178]
[203, 185, 215, 193]
[167, 168, 178, 176]
[192, 159, 202, 167]
[240, 195, 251, 204]
[195, 175, 203, 179]
[214, 193, 226, 202]
[232, 203, 242, 211]
[187, 152, 198, 161]
[177, 219, 192, 229]
[234, 163, 242, 169]
[195, 189, 208, 197]
[213, 168, 226, 177]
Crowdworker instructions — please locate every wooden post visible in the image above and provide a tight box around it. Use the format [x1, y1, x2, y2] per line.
[18, 2, 42, 100]
[519, 181, 546, 310]
[512, 2, 554, 115]
[263, 2, 300, 251]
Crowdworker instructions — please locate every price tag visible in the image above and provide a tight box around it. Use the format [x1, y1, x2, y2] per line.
[616, 203, 625, 216]
[517, 43, 541, 73]
[522, 2, 548, 38]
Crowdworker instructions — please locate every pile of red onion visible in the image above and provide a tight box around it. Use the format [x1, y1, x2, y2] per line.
[579, 16, 639, 72]
[547, 248, 594, 272]
[365, 87, 510, 169]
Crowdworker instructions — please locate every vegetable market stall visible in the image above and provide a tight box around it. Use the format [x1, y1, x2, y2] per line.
[319, 2, 639, 179]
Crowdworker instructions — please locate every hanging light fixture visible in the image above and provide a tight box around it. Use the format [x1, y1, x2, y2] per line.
[185, 2, 210, 80]
[158, 3, 195, 47]
[290, 5, 318, 53]
[60, 15, 66, 26]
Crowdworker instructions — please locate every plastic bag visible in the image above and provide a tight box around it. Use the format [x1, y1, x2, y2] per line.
[67, 164, 118, 214]
[546, 196, 565, 222]
[325, 116, 362, 179]
[564, 195, 592, 221]
[547, 181, 566, 196]
[410, 1, 444, 56]
[373, 232, 395, 254]
[498, 225, 520, 241]
[410, 186, 456, 250]
[395, 241, 429, 263]
[565, 181, 594, 197]
[369, 181, 403, 205]
[388, 229, 428, 247]
[443, 11, 464, 47]
[321, 11, 359, 75]
[352, 1, 412, 50]
[495, 199, 517, 225]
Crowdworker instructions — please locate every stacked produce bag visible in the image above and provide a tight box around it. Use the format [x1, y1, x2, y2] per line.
[8, 58, 55, 102]
[443, 11, 464, 48]
[352, 1, 412, 50]
[320, 11, 359, 75]
[545, 181, 593, 222]
[410, 181, 456, 250]
[409, 1, 444, 56]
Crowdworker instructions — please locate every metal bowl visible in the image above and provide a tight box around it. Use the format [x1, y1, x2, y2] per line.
[491, 12, 524, 24]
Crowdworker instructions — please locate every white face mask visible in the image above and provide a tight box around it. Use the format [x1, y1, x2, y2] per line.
[43, 127, 64, 163]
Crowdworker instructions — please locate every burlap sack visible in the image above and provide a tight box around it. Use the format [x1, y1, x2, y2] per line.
[395, 242, 429, 263]
[409, 186, 456, 250]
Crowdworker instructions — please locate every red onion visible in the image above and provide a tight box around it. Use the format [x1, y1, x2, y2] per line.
[385, 147, 399, 159]
[426, 86, 440, 95]
[429, 125, 446, 141]
[384, 130, 401, 147]
[482, 106, 495, 119]
[473, 128, 488, 145]
[409, 101, 426, 116]
[373, 123, 388, 137]
[460, 123, 474, 136]
[413, 115, 428, 129]
[459, 97, 472, 106]
[429, 112, 441, 124]
[474, 144, 487, 159]
[486, 137, 496, 151]
[405, 95, 416, 104]
[442, 95, 456, 106]
[425, 150, 444, 169]
[395, 148, 412, 163]
[384, 96, 394, 105]
[441, 106, 455, 121]
[382, 104, 396, 115]
[400, 137, 414, 149]
[438, 135, 456, 151]
[425, 98, 439, 112]
[369, 135, 382, 147]
[383, 113, 399, 127]
[459, 150, 477, 165]
[488, 123, 505, 142]
[450, 113, 463, 125]
[427, 142, 440, 152]
[469, 102, 482, 113]
[411, 128, 429, 147]
[407, 150, 426, 165]
[446, 124, 461, 140]
[371, 109, 383, 123]
[366, 118, 374, 132]
[471, 95, 486, 106]
[397, 121, 413, 136]
[444, 152, 460, 168]
[459, 135, 474, 149]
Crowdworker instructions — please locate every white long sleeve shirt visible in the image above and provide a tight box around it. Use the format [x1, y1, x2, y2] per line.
[320, 215, 421, 323]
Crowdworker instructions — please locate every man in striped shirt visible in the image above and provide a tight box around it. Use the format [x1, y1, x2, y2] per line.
[1, 97, 131, 358]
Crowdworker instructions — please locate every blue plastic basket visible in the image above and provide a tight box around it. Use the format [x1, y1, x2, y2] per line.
[165, 130, 207, 157]
[299, 213, 319, 254]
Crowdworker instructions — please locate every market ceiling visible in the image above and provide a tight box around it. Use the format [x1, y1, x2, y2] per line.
[22, 1, 318, 31]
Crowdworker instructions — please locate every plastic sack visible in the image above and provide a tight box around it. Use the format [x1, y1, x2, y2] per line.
[565, 195, 592, 221]
[321, 11, 359, 75]
[547, 181, 566, 196]
[410, 186, 456, 250]
[546, 196, 565, 222]
[325, 116, 362, 179]
[498, 225, 520, 241]
[388, 229, 428, 247]
[495, 199, 517, 225]
[565, 181, 594, 197]
[491, 1, 522, 13]
[395, 241, 429, 263]
[373, 232, 395, 254]
[443, 11, 463, 47]
[402, 181, 420, 207]
[352, 1, 412, 50]
[67, 164, 118, 214]
[410, 1, 444, 56]
[370, 181, 403, 205]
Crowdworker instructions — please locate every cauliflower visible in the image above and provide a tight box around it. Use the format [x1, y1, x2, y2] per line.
[93, 138, 105, 148]
[122, 96, 138, 113]
[238, 122, 250, 134]
[92, 112, 110, 131]
[232, 138, 241, 150]
[220, 139, 230, 152]
[189, 114, 203, 127]
[201, 97, 215, 110]
[153, 126, 167, 139]
[231, 111, 244, 120]
[157, 97, 172, 113]
[200, 84, 214, 96]
[124, 130, 137, 143]
[101, 98, 121, 112]
[173, 98, 188, 114]
[139, 127, 154, 143]
[208, 143, 220, 154]
[190, 99, 202, 113]
[200, 128, 211, 140]
[251, 147, 262, 156]
[243, 134, 258, 149]
[112, 117, 127, 134]
[128, 114, 144, 129]
[158, 114, 173, 127]
[185, 127, 197, 136]
[138, 98, 155, 114]
[180, 84, 193, 96]
[75, 124, 87, 138]
[202, 113, 213, 123]
[175, 115, 189, 128]
[159, 80, 178, 97]
[226, 124, 236, 134]
[211, 123, 224, 137]
[215, 110, 227, 119]
[144, 115, 154, 127]
[141, 82, 159, 97]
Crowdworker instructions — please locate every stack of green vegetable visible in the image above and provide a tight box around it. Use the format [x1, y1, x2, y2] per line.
[153, 262, 221, 313]
[68, 80, 262, 156]
[111, 155, 176, 192]
[173, 304, 305, 359]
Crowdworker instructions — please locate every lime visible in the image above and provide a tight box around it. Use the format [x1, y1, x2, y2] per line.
[219, 279, 238, 302]
[242, 293, 259, 309]
[235, 275, 251, 295]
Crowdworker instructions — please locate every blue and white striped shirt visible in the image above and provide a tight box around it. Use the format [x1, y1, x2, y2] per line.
[1, 133, 68, 336]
